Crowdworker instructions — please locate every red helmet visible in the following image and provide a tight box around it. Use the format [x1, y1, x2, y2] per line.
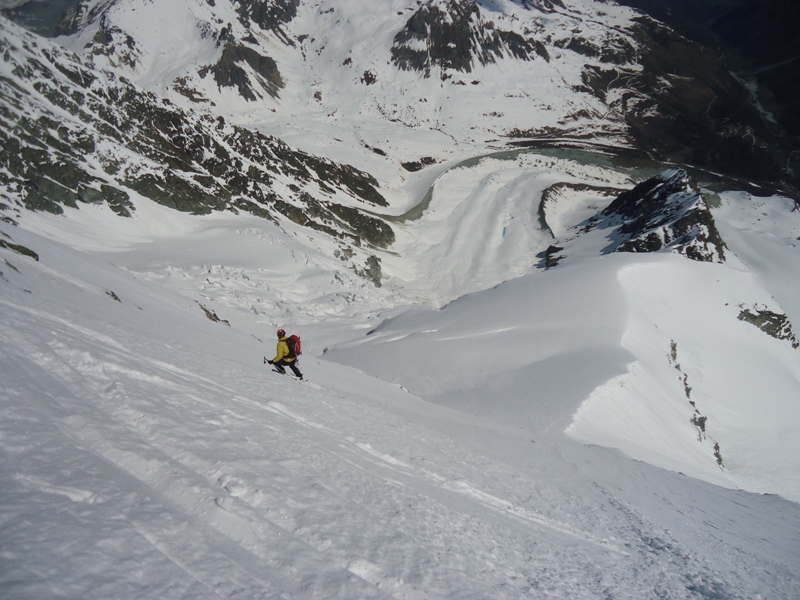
[277, 329, 285, 338]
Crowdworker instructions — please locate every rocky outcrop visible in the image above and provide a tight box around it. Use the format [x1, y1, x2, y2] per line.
[235, 0, 299, 43]
[391, 0, 549, 78]
[738, 304, 799, 349]
[533, 170, 725, 267]
[199, 41, 283, 100]
[600, 170, 726, 262]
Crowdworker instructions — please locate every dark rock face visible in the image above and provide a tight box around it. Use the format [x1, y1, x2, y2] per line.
[607, 0, 800, 196]
[738, 305, 800, 349]
[601, 170, 726, 262]
[512, 0, 565, 11]
[613, 0, 800, 140]
[708, 0, 800, 140]
[199, 42, 283, 100]
[391, 0, 549, 77]
[235, 0, 299, 42]
[54, 0, 118, 37]
[608, 0, 718, 43]
[582, 16, 798, 196]
[0, 0, 80, 37]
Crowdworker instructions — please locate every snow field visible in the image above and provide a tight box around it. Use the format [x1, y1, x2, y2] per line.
[2, 1, 799, 593]
[2, 214, 799, 598]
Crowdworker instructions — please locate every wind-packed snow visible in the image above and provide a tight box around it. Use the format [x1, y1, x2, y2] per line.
[3, 172, 800, 598]
[2, 0, 800, 597]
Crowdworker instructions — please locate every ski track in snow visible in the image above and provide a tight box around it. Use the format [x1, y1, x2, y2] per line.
[3, 291, 796, 600]
[1, 1, 799, 595]
[2, 183, 800, 598]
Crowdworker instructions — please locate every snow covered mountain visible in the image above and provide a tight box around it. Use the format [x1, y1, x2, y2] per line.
[41, 0, 800, 190]
[2, 1, 800, 598]
[4, 207, 799, 598]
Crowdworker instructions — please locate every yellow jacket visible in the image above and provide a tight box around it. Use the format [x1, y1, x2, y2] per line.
[272, 336, 297, 363]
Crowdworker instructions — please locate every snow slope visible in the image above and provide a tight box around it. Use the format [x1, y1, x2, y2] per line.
[3, 201, 800, 599]
[1, 2, 799, 596]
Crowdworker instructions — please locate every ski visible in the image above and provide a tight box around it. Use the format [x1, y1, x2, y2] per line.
[270, 367, 304, 381]
[265, 357, 303, 380]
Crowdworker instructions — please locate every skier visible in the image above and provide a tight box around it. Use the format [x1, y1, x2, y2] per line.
[266, 329, 303, 379]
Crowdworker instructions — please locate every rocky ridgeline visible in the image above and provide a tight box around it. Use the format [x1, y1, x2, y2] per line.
[541, 169, 726, 269]
[600, 169, 726, 262]
[390, 0, 551, 77]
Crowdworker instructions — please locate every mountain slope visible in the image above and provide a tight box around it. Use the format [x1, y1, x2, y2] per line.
[2, 3, 800, 597]
[2, 201, 800, 599]
[0, 15, 391, 284]
[325, 157, 800, 502]
[50, 0, 799, 196]
[614, 0, 800, 142]
[4, 7, 800, 501]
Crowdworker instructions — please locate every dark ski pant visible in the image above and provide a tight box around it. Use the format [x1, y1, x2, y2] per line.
[275, 358, 303, 378]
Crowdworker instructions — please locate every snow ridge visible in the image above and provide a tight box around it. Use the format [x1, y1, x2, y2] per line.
[1, 1, 800, 597]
